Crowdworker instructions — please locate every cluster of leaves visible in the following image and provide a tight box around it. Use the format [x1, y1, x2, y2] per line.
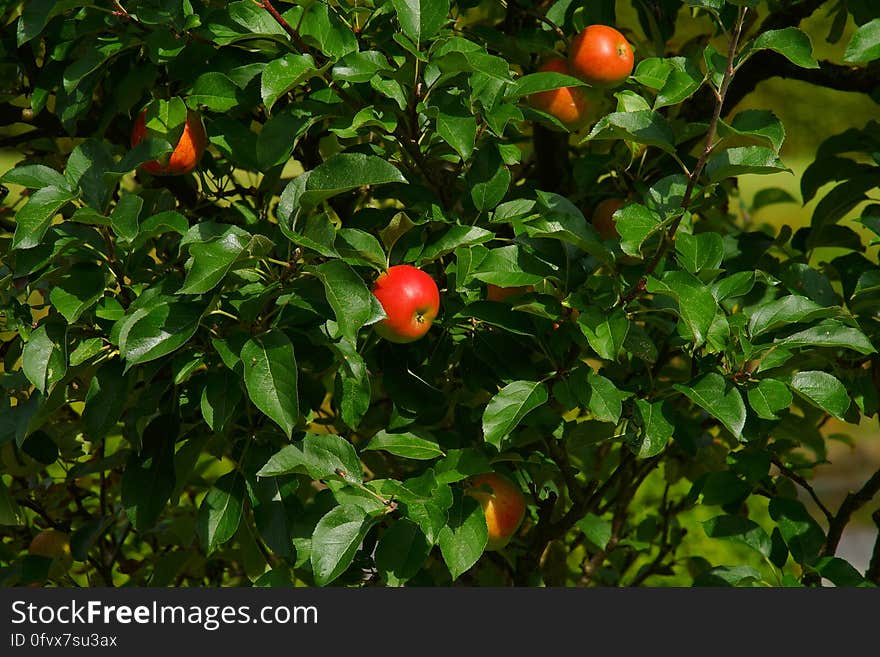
[1, 0, 879, 588]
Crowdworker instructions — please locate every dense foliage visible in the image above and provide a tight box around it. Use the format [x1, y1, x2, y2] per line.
[1, 0, 879, 587]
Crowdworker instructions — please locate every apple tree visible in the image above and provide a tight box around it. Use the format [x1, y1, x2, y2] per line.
[1, 0, 880, 587]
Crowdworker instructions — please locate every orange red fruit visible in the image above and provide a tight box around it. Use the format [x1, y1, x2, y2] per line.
[592, 197, 626, 240]
[569, 25, 634, 88]
[466, 472, 526, 551]
[371, 265, 440, 343]
[130, 108, 207, 176]
[529, 56, 590, 128]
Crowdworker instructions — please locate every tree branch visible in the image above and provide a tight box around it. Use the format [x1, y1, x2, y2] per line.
[772, 457, 834, 525]
[622, 6, 749, 304]
[867, 509, 880, 584]
[258, 0, 312, 56]
[821, 467, 880, 558]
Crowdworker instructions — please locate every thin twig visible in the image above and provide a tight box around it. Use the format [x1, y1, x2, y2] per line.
[257, 0, 310, 52]
[621, 7, 749, 304]
[771, 457, 834, 525]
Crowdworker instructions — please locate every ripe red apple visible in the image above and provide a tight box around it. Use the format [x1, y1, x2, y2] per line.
[371, 264, 440, 343]
[465, 472, 526, 551]
[528, 56, 590, 129]
[569, 25, 634, 88]
[486, 284, 534, 302]
[130, 107, 207, 176]
[592, 197, 626, 240]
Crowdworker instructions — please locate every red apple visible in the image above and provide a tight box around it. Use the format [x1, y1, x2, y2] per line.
[569, 25, 635, 89]
[371, 264, 440, 343]
[592, 197, 625, 240]
[528, 56, 591, 129]
[130, 107, 207, 176]
[465, 472, 527, 551]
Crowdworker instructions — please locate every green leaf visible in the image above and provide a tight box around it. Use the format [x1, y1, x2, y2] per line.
[333, 339, 372, 430]
[299, 1, 358, 59]
[705, 146, 789, 183]
[117, 299, 204, 370]
[281, 213, 339, 257]
[749, 28, 819, 69]
[438, 490, 488, 580]
[121, 416, 176, 531]
[178, 228, 251, 295]
[585, 111, 675, 154]
[310, 505, 373, 586]
[11, 186, 77, 250]
[242, 331, 299, 438]
[419, 225, 493, 264]
[674, 372, 747, 439]
[814, 556, 867, 587]
[83, 361, 127, 440]
[788, 371, 851, 420]
[375, 520, 431, 585]
[720, 110, 786, 154]
[711, 272, 755, 302]
[363, 430, 445, 460]
[631, 399, 673, 458]
[22, 323, 67, 395]
[200, 370, 242, 434]
[843, 18, 880, 64]
[258, 434, 362, 485]
[197, 470, 246, 555]
[647, 272, 718, 347]
[768, 497, 824, 566]
[17, 0, 88, 46]
[577, 307, 630, 361]
[188, 72, 240, 111]
[505, 71, 587, 99]
[434, 449, 492, 486]
[773, 319, 876, 356]
[281, 153, 406, 214]
[48, 263, 106, 323]
[435, 109, 477, 161]
[633, 58, 672, 89]
[702, 515, 771, 557]
[109, 194, 143, 243]
[675, 232, 724, 275]
[614, 203, 663, 257]
[337, 228, 387, 270]
[526, 191, 611, 264]
[332, 51, 392, 82]
[467, 145, 511, 212]
[1, 164, 70, 190]
[260, 54, 317, 112]
[654, 57, 705, 110]
[482, 380, 548, 449]
[576, 514, 612, 550]
[747, 379, 793, 420]
[748, 295, 836, 338]
[582, 371, 629, 424]
[310, 260, 374, 342]
[392, 0, 449, 48]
